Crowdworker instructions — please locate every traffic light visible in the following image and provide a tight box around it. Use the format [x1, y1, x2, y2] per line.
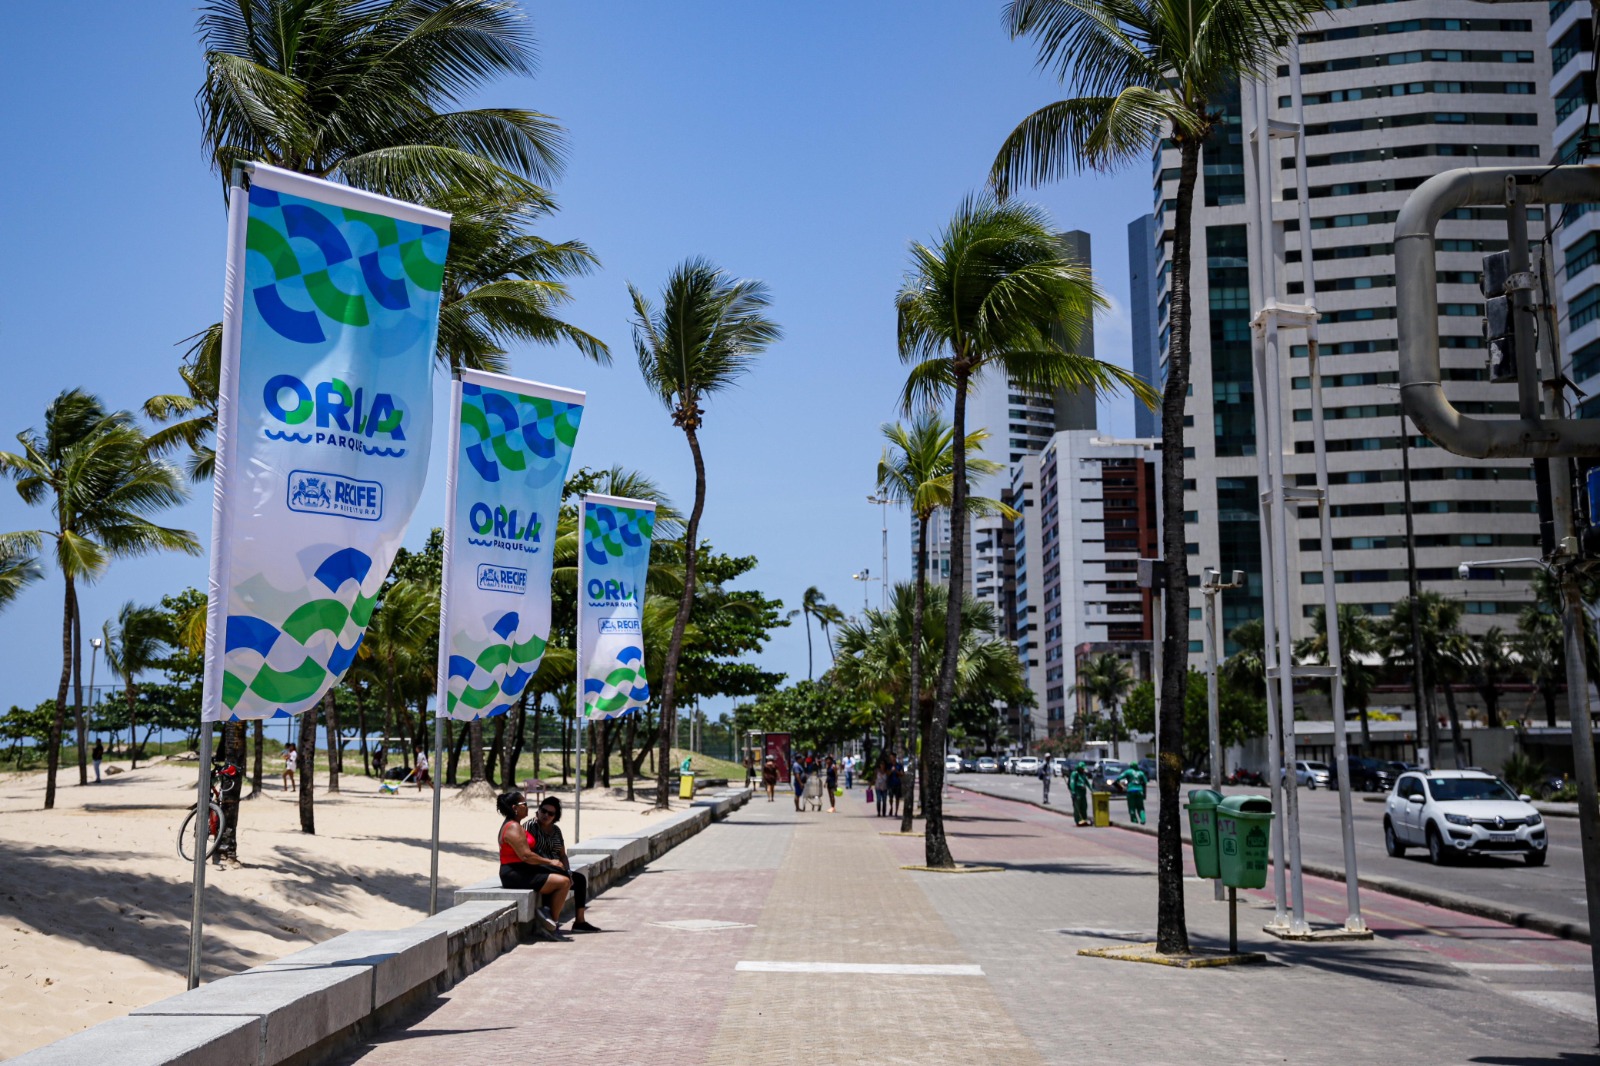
[1480, 250, 1518, 383]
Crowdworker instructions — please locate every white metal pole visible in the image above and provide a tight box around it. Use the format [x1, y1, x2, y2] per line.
[428, 375, 463, 916]
[1203, 572, 1224, 903]
[574, 521, 584, 843]
[190, 168, 250, 990]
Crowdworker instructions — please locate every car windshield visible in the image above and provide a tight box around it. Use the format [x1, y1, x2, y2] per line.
[1426, 777, 1518, 802]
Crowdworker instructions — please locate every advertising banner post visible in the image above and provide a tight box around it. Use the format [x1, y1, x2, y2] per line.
[429, 371, 583, 909]
[574, 493, 656, 838]
[194, 162, 451, 986]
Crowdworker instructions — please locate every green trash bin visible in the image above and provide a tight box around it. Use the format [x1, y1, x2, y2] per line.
[1185, 789, 1224, 879]
[1217, 795, 1274, 890]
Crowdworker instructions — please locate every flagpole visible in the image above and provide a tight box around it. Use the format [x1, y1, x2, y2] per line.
[429, 375, 463, 916]
[574, 508, 584, 845]
[189, 167, 250, 990]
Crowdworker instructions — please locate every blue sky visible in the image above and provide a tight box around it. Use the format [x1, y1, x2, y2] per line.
[0, 1, 1150, 716]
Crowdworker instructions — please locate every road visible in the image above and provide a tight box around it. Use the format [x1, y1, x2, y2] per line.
[954, 770, 1594, 930]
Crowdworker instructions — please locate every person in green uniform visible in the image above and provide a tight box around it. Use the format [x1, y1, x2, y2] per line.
[1068, 761, 1091, 826]
[1113, 763, 1149, 824]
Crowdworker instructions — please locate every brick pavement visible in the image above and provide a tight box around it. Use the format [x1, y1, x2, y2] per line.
[334, 784, 1600, 1066]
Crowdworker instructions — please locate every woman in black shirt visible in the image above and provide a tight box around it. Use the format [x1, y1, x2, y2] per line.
[528, 797, 600, 933]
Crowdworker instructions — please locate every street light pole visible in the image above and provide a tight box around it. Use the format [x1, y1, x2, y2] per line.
[851, 569, 875, 613]
[1201, 568, 1243, 902]
[867, 495, 890, 610]
[88, 636, 103, 762]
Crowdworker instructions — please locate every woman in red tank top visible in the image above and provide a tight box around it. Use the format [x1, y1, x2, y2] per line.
[496, 791, 570, 932]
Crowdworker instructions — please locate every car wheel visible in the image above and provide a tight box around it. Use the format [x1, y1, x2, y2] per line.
[1308, 779, 1316, 791]
[1384, 819, 1406, 858]
[1426, 825, 1449, 866]
[1525, 849, 1547, 867]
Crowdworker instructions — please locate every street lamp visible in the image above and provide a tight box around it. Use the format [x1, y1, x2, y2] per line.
[89, 636, 103, 761]
[866, 494, 890, 610]
[851, 569, 877, 613]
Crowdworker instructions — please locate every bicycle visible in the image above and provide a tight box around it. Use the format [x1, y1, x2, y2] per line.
[178, 761, 241, 862]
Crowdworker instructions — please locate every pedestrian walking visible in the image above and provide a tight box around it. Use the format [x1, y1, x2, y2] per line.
[1113, 762, 1148, 824]
[887, 762, 903, 818]
[761, 755, 778, 802]
[1068, 760, 1090, 826]
[844, 755, 854, 791]
[1038, 756, 1051, 804]
[283, 743, 298, 792]
[874, 761, 889, 817]
[793, 758, 808, 812]
[92, 740, 104, 783]
[825, 756, 839, 813]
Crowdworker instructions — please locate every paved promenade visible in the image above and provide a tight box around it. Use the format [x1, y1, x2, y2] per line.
[334, 785, 1598, 1065]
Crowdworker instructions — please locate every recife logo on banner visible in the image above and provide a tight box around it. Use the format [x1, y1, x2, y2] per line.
[579, 494, 656, 720]
[206, 163, 450, 723]
[440, 371, 584, 721]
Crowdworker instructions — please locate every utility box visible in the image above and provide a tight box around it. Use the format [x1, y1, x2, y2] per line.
[1217, 795, 1273, 890]
[1185, 789, 1224, 879]
[1091, 790, 1111, 827]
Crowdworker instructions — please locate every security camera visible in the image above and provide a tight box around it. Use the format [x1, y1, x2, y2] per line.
[1458, 563, 1471, 580]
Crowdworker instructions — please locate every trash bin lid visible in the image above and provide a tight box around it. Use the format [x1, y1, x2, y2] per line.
[1218, 795, 1273, 816]
[1185, 789, 1223, 809]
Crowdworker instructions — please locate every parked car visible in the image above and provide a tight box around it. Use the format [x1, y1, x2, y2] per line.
[1385, 761, 1421, 776]
[1137, 757, 1158, 781]
[1294, 760, 1331, 790]
[976, 756, 999, 773]
[1050, 757, 1069, 777]
[945, 754, 963, 775]
[1332, 756, 1394, 793]
[1094, 760, 1129, 791]
[962, 757, 978, 773]
[1384, 770, 1547, 866]
[1013, 756, 1042, 776]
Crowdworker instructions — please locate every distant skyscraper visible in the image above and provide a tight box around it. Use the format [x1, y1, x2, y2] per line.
[1127, 214, 1160, 440]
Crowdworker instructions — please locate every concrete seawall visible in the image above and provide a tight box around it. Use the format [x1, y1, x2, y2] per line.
[12, 788, 752, 1066]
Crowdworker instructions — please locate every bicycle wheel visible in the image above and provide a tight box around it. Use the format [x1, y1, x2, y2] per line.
[178, 802, 227, 862]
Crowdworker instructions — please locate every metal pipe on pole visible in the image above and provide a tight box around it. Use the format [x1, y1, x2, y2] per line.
[1201, 568, 1242, 903]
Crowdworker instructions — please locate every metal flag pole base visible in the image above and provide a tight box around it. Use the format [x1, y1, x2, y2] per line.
[428, 712, 445, 915]
[1229, 887, 1238, 954]
[186, 722, 213, 989]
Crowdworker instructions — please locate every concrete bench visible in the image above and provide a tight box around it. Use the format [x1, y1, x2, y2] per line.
[132, 961, 373, 1065]
[6, 1014, 258, 1066]
[413, 901, 517, 983]
[253, 927, 446, 1011]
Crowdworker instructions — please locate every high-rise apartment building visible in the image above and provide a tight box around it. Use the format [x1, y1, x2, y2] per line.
[1549, 5, 1600, 414]
[1147, 0, 1551, 661]
[1128, 214, 1162, 440]
[1010, 431, 1159, 740]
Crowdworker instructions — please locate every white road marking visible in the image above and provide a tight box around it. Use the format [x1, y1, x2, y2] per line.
[736, 961, 983, 976]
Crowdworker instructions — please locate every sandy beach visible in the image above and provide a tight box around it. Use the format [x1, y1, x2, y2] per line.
[0, 757, 668, 1059]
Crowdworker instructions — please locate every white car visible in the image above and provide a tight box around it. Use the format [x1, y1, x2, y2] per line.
[944, 754, 963, 775]
[976, 756, 999, 773]
[1294, 760, 1331, 790]
[1013, 756, 1042, 776]
[1384, 770, 1547, 866]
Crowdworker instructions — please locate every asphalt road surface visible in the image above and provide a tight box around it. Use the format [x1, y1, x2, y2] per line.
[954, 770, 1593, 929]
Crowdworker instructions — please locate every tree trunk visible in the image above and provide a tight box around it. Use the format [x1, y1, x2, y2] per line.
[449, 718, 469, 784]
[1153, 133, 1203, 956]
[326, 691, 342, 794]
[73, 601, 88, 786]
[216, 720, 246, 862]
[657, 424, 708, 809]
[1443, 682, 1465, 768]
[357, 689, 370, 777]
[250, 720, 264, 798]
[925, 367, 969, 869]
[468, 719, 486, 783]
[1482, 686, 1501, 730]
[45, 574, 74, 809]
[585, 723, 598, 789]
[506, 693, 528, 789]
[486, 716, 505, 788]
[804, 611, 814, 681]
[901, 517, 930, 833]
[625, 713, 637, 802]
[128, 685, 140, 770]
[533, 697, 544, 779]
[600, 719, 612, 787]
[298, 700, 320, 834]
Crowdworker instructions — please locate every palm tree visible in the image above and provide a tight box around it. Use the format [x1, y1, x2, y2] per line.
[1386, 593, 1467, 765]
[1, 390, 197, 809]
[0, 537, 42, 612]
[814, 603, 847, 667]
[630, 258, 781, 808]
[789, 587, 830, 680]
[1462, 626, 1516, 730]
[1071, 652, 1134, 758]
[1223, 618, 1267, 697]
[196, 0, 561, 202]
[1516, 607, 1565, 728]
[990, 0, 1321, 955]
[102, 603, 168, 769]
[895, 195, 1149, 867]
[877, 413, 1015, 832]
[1295, 604, 1380, 752]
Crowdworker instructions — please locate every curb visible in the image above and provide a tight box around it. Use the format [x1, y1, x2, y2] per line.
[955, 784, 1591, 946]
